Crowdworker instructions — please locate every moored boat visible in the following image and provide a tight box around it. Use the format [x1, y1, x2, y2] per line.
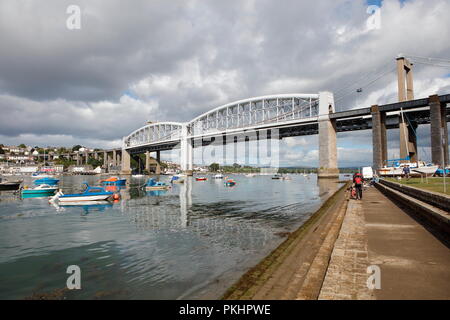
[170, 175, 185, 184]
[21, 184, 57, 196]
[224, 179, 236, 187]
[145, 178, 170, 190]
[34, 177, 59, 186]
[0, 178, 23, 191]
[196, 177, 207, 181]
[213, 174, 223, 179]
[52, 183, 114, 202]
[271, 174, 282, 180]
[101, 176, 126, 186]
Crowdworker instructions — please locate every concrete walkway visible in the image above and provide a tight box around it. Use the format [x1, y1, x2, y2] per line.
[320, 187, 450, 300]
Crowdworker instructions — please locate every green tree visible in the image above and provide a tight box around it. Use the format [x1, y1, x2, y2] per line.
[0, 147, 4, 154]
[18, 144, 26, 148]
[233, 163, 241, 169]
[209, 162, 220, 172]
[87, 157, 102, 168]
[72, 145, 82, 152]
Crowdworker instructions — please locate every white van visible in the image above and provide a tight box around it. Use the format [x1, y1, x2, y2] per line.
[361, 166, 374, 180]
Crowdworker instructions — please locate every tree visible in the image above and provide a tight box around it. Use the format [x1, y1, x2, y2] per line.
[233, 163, 241, 169]
[87, 157, 102, 168]
[209, 163, 220, 172]
[72, 145, 82, 152]
[18, 144, 26, 148]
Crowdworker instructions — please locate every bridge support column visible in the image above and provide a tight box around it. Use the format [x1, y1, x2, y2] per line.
[155, 151, 161, 175]
[145, 151, 150, 172]
[121, 148, 132, 175]
[317, 91, 339, 179]
[180, 124, 193, 176]
[430, 95, 447, 167]
[112, 150, 117, 167]
[103, 151, 107, 168]
[372, 105, 388, 173]
[399, 118, 418, 162]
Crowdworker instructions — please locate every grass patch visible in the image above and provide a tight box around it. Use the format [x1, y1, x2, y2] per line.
[385, 177, 450, 196]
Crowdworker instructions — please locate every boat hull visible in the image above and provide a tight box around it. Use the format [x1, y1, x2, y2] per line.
[59, 195, 112, 202]
[22, 189, 56, 195]
[145, 186, 170, 191]
[0, 183, 22, 191]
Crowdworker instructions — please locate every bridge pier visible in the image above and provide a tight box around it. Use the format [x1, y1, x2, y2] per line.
[180, 124, 193, 176]
[317, 92, 339, 179]
[430, 95, 449, 167]
[120, 148, 132, 175]
[372, 105, 388, 173]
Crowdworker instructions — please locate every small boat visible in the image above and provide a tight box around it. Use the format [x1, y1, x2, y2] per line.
[132, 174, 145, 178]
[21, 184, 57, 196]
[0, 178, 23, 191]
[101, 176, 126, 186]
[213, 174, 223, 179]
[224, 179, 236, 187]
[34, 177, 59, 186]
[32, 172, 54, 179]
[271, 174, 282, 180]
[245, 173, 256, 178]
[170, 175, 185, 184]
[411, 165, 439, 175]
[435, 168, 450, 177]
[52, 183, 114, 202]
[145, 178, 170, 190]
[196, 177, 208, 181]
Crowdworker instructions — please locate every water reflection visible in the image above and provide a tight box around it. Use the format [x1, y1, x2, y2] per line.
[0, 173, 344, 300]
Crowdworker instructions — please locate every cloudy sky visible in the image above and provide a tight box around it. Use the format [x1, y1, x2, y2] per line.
[0, 0, 449, 167]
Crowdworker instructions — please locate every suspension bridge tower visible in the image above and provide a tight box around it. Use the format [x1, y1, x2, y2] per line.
[396, 55, 418, 162]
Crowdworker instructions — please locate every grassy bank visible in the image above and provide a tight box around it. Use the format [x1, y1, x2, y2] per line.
[221, 182, 349, 300]
[385, 177, 450, 196]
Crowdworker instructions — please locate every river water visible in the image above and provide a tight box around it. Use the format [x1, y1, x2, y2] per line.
[0, 174, 345, 299]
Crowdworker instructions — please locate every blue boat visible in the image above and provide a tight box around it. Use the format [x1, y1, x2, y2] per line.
[34, 177, 59, 186]
[55, 183, 113, 202]
[21, 184, 57, 196]
[145, 178, 170, 191]
[101, 177, 127, 186]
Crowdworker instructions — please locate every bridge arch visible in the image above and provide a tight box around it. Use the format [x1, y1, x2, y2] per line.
[124, 121, 183, 149]
[187, 94, 319, 137]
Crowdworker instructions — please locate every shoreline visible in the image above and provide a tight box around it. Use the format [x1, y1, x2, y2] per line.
[221, 182, 350, 300]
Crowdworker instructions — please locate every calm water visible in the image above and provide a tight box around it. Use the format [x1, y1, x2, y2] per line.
[0, 174, 344, 299]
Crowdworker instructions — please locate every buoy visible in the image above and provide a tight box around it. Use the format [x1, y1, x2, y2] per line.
[113, 193, 120, 200]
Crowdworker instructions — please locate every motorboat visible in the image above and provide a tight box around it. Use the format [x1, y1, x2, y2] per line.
[21, 184, 57, 196]
[196, 177, 207, 181]
[0, 178, 23, 191]
[32, 172, 54, 179]
[101, 176, 126, 186]
[34, 177, 59, 186]
[145, 178, 170, 190]
[213, 174, 223, 179]
[271, 174, 282, 180]
[245, 173, 256, 178]
[51, 183, 114, 202]
[170, 175, 185, 184]
[224, 179, 236, 187]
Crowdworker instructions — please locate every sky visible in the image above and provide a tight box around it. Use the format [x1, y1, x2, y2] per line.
[0, 0, 449, 167]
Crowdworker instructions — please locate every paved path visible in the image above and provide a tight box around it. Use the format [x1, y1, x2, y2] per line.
[320, 187, 450, 300]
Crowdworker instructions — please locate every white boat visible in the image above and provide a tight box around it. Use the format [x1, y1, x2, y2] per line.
[379, 161, 438, 177]
[411, 165, 439, 175]
[213, 174, 224, 179]
[51, 183, 113, 203]
[245, 173, 256, 177]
